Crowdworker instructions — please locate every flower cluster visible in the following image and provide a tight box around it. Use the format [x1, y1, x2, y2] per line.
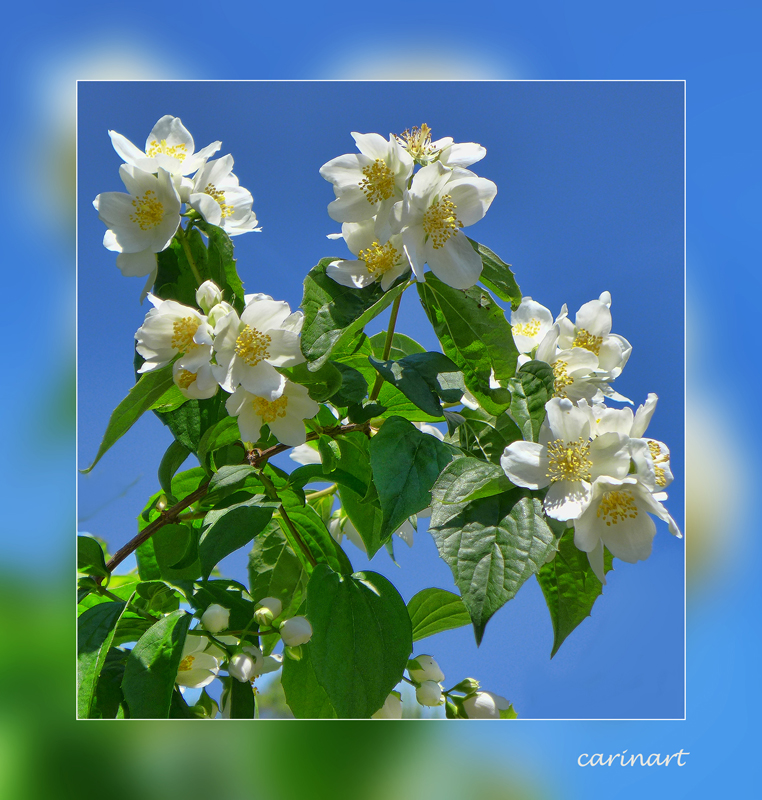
[94, 115, 260, 298]
[321, 125, 497, 291]
[175, 600, 313, 702]
[136, 280, 319, 446]
[502, 292, 681, 582]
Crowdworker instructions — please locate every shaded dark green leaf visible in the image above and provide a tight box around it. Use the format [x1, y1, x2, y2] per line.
[77, 536, 109, 578]
[508, 360, 555, 443]
[468, 238, 521, 309]
[457, 407, 522, 463]
[158, 440, 191, 498]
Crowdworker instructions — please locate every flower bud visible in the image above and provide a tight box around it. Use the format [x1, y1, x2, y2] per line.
[372, 692, 402, 719]
[201, 604, 230, 633]
[254, 597, 283, 627]
[416, 680, 444, 707]
[462, 691, 512, 719]
[207, 301, 234, 328]
[280, 616, 313, 646]
[407, 655, 445, 684]
[228, 645, 264, 682]
[284, 645, 303, 661]
[196, 280, 223, 314]
[451, 677, 480, 694]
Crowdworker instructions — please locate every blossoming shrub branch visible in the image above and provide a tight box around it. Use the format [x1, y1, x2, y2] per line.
[77, 117, 682, 719]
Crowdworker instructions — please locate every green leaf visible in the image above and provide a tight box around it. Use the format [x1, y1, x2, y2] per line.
[288, 463, 367, 498]
[248, 520, 308, 625]
[407, 588, 471, 642]
[154, 237, 198, 306]
[536, 528, 614, 657]
[197, 416, 242, 471]
[375, 383, 444, 423]
[155, 391, 228, 455]
[196, 220, 246, 313]
[417, 273, 517, 415]
[91, 648, 128, 719]
[222, 677, 256, 719]
[369, 331, 427, 360]
[122, 610, 191, 719]
[468, 238, 521, 309]
[281, 643, 337, 719]
[306, 566, 412, 718]
[278, 500, 353, 575]
[158, 440, 191, 498]
[77, 601, 128, 718]
[77, 536, 109, 578]
[429, 489, 556, 644]
[134, 581, 183, 615]
[301, 258, 408, 370]
[330, 363, 369, 406]
[370, 416, 457, 540]
[431, 457, 514, 505]
[369, 352, 465, 418]
[317, 435, 340, 472]
[457, 407, 522, 463]
[282, 361, 343, 402]
[199, 497, 276, 579]
[141, 523, 203, 582]
[508, 360, 555, 443]
[82, 363, 175, 472]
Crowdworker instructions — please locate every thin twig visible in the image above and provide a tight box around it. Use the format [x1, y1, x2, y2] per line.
[369, 290, 406, 402]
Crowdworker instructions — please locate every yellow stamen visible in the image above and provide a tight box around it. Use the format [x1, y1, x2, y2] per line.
[423, 194, 463, 248]
[552, 360, 574, 398]
[359, 159, 395, 204]
[178, 655, 195, 672]
[597, 490, 639, 525]
[573, 329, 603, 355]
[358, 240, 400, 276]
[130, 189, 164, 230]
[203, 183, 235, 218]
[176, 369, 196, 390]
[171, 317, 201, 352]
[398, 123, 437, 161]
[235, 325, 272, 366]
[647, 440, 669, 487]
[146, 139, 188, 161]
[253, 395, 289, 423]
[546, 437, 592, 483]
[513, 318, 542, 338]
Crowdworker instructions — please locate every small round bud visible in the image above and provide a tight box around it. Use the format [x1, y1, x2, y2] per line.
[407, 655, 445, 684]
[196, 280, 223, 314]
[200, 604, 230, 634]
[254, 597, 283, 627]
[280, 616, 313, 646]
[416, 680, 444, 707]
[372, 692, 402, 719]
[462, 691, 512, 719]
[207, 301, 234, 328]
[228, 645, 264, 683]
[156, 496, 168, 512]
[451, 677, 480, 694]
[284, 645, 303, 661]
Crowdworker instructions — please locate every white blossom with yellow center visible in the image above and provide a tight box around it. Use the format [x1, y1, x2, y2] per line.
[109, 115, 222, 177]
[135, 294, 213, 373]
[500, 397, 631, 521]
[511, 297, 555, 355]
[326, 220, 411, 291]
[188, 155, 262, 236]
[175, 635, 221, 689]
[225, 379, 319, 446]
[573, 476, 682, 583]
[213, 295, 305, 399]
[94, 166, 182, 296]
[398, 161, 497, 290]
[320, 132, 414, 243]
[396, 123, 486, 169]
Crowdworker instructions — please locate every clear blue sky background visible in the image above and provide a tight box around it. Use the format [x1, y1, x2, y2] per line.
[1, 1, 758, 796]
[78, 80, 685, 720]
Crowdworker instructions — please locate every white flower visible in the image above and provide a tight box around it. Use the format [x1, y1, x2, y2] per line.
[408, 654, 445, 684]
[135, 294, 213, 373]
[555, 291, 632, 382]
[200, 604, 230, 634]
[175, 636, 220, 689]
[279, 616, 313, 647]
[109, 115, 221, 177]
[574, 476, 683, 583]
[225, 380, 319, 446]
[462, 691, 512, 719]
[535, 333, 607, 404]
[416, 680, 444, 707]
[254, 597, 283, 627]
[196, 280, 223, 314]
[173, 359, 219, 400]
[213, 296, 305, 399]
[94, 166, 181, 291]
[229, 646, 264, 683]
[328, 510, 368, 553]
[500, 397, 631, 521]
[511, 297, 555, 355]
[320, 132, 414, 242]
[189, 155, 261, 236]
[398, 161, 497, 290]
[372, 691, 403, 719]
[396, 124, 486, 169]
[326, 220, 410, 291]
[289, 442, 322, 466]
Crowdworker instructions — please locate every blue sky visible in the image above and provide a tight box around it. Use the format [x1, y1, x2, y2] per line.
[78, 80, 685, 720]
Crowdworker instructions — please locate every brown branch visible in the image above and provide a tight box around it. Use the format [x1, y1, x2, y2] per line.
[102, 422, 370, 580]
